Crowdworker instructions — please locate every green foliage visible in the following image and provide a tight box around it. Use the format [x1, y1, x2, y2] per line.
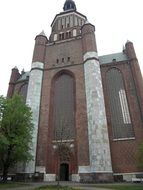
[0, 94, 33, 172]
[0, 182, 29, 189]
[137, 142, 143, 168]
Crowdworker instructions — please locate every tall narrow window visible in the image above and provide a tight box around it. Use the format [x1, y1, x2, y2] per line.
[73, 29, 77, 37]
[106, 68, 134, 139]
[66, 16, 70, 28]
[62, 18, 65, 29]
[119, 89, 131, 124]
[66, 32, 69, 39]
[62, 33, 64, 40]
[52, 73, 75, 140]
[70, 15, 73, 27]
[59, 34, 62, 40]
[75, 16, 78, 26]
[54, 34, 57, 41]
[58, 19, 61, 30]
[56, 59, 59, 64]
[69, 31, 71, 38]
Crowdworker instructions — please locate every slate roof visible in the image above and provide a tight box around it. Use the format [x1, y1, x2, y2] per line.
[99, 52, 128, 65]
[17, 71, 30, 82]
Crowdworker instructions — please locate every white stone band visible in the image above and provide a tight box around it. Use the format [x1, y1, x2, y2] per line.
[84, 51, 98, 61]
[78, 166, 91, 173]
[32, 61, 44, 69]
[44, 174, 56, 182]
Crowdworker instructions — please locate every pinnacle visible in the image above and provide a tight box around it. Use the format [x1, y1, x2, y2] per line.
[13, 66, 18, 69]
[126, 40, 132, 44]
[39, 30, 46, 37]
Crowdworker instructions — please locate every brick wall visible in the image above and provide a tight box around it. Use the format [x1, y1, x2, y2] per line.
[36, 38, 90, 174]
[101, 60, 143, 173]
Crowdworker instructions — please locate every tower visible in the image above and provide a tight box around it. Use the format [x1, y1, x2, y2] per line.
[7, 67, 20, 98]
[24, 31, 48, 174]
[33, 0, 112, 182]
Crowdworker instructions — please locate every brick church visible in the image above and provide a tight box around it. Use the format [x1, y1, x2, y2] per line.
[7, 0, 143, 182]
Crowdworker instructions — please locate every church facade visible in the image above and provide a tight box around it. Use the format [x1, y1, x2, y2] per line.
[7, 0, 143, 182]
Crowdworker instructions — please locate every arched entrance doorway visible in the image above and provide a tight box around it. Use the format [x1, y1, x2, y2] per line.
[60, 163, 69, 181]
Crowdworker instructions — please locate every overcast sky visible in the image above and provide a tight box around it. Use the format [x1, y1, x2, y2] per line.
[0, 0, 143, 96]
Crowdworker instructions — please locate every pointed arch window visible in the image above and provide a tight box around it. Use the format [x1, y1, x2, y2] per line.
[106, 68, 134, 139]
[52, 72, 75, 140]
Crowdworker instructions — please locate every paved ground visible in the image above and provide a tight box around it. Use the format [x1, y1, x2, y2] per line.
[4, 181, 113, 190]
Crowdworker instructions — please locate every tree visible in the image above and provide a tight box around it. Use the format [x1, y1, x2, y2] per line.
[137, 142, 143, 169]
[0, 94, 33, 182]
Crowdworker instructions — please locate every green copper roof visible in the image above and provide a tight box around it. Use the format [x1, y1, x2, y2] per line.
[99, 52, 128, 64]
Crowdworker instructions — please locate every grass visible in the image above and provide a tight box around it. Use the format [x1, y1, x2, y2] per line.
[0, 183, 143, 190]
[35, 185, 81, 190]
[35, 184, 143, 190]
[0, 182, 29, 189]
[93, 183, 143, 190]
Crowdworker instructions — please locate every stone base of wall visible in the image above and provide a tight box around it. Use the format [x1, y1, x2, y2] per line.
[79, 173, 113, 183]
[114, 173, 143, 182]
[15, 173, 44, 182]
[71, 174, 80, 182]
[36, 166, 46, 173]
[123, 174, 135, 182]
[44, 174, 56, 182]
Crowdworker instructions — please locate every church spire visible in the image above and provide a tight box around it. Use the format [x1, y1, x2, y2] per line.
[63, 0, 77, 11]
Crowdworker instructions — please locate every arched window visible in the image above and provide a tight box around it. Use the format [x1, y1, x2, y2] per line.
[19, 83, 28, 102]
[106, 68, 134, 139]
[52, 72, 75, 140]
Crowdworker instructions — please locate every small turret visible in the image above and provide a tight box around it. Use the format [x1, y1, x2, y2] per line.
[125, 40, 143, 118]
[81, 23, 97, 54]
[7, 67, 20, 97]
[125, 40, 136, 60]
[21, 68, 25, 75]
[32, 31, 48, 63]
